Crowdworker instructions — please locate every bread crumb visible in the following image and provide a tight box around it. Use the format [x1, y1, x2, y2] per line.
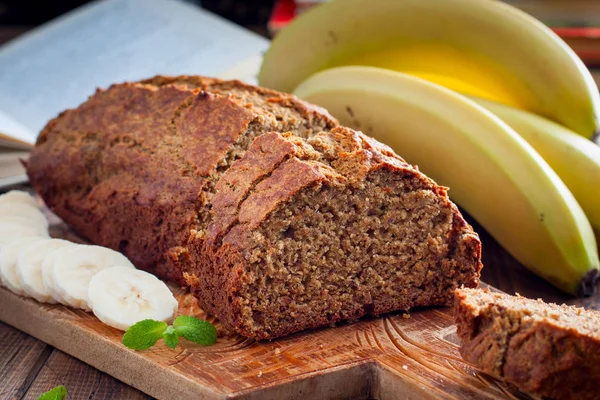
[257, 371, 263, 377]
[402, 365, 408, 370]
[402, 313, 411, 319]
[190, 229, 205, 239]
[274, 348, 281, 355]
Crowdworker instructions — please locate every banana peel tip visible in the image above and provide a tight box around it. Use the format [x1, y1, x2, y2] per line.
[578, 268, 599, 297]
[593, 129, 600, 145]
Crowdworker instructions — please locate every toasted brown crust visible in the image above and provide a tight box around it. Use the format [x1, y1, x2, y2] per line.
[27, 75, 482, 339]
[455, 288, 600, 400]
[27, 77, 335, 281]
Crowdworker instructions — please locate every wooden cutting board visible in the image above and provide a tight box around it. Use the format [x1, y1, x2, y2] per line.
[0, 206, 529, 400]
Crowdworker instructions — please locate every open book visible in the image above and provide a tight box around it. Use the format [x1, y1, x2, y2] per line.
[0, 0, 269, 188]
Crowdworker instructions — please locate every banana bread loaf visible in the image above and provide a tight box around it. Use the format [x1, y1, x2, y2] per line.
[26, 76, 482, 339]
[455, 288, 600, 400]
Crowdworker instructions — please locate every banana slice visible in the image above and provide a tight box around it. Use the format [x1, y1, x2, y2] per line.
[16, 238, 74, 303]
[51, 245, 135, 311]
[0, 221, 49, 246]
[0, 190, 38, 208]
[0, 237, 47, 295]
[0, 203, 49, 231]
[41, 247, 69, 304]
[88, 266, 178, 331]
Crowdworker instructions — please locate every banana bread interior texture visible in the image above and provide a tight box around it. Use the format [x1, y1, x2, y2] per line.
[27, 76, 483, 339]
[188, 128, 481, 339]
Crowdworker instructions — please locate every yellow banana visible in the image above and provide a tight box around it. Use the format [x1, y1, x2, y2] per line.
[294, 66, 599, 295]
[260, 0, 600, 139]
[469, 97, 600, 233]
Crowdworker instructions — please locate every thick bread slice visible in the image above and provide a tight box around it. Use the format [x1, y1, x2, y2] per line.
[184, 129, 481, 339]
[455, 288, 600, 400]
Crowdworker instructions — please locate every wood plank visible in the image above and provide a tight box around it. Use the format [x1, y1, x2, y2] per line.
[0, 285, 530, 400]
[23, 350, 150, 400]
[0, 322, 52, 400]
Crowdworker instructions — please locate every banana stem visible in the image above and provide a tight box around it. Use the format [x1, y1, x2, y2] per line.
[579, 269, 599, 297]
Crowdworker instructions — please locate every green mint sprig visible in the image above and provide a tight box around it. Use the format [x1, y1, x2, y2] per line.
[38, 385, 67, 400]
[122, 316, 217, 350]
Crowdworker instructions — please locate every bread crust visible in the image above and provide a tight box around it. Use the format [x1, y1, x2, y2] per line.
[27, 77, 334, 281]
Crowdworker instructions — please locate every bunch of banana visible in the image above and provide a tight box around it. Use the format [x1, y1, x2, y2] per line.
[467, 97, 600, 235]
[258, 0, 600, 295]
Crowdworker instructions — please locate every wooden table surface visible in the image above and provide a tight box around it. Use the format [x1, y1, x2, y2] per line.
[1, 188, 599, 400]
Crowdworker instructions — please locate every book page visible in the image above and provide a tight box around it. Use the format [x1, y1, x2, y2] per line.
[0, 151, 29, 187]
[0, 0, 269, 140]
[219, 54, 264, 85]
[0, 110, 35, 148]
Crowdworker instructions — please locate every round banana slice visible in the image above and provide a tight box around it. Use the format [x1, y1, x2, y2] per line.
[17, 238, 74, 303]
[0, 190, 38, 208]
[51, 245, 135, 311]
[0, 203, 49, 230]
[88, 266, 178, 331]
[0, 221, 49, 246]
[0, 237, 47, 295]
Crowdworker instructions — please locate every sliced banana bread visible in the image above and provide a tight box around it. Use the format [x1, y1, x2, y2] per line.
[26, 76, 482, 339]
[455, 288, 600, 400]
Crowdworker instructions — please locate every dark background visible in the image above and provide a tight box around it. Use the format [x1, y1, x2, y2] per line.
[0, 0, 275, 44]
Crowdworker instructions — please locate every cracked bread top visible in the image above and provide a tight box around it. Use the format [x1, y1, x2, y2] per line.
[27, 77, 337, 281]
[206, 127, 449, 251]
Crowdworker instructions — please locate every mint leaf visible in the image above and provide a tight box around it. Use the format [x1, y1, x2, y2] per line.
[164, 334, 178, 349]
[38, 385, 67, 400]
[163, 326, 179, 349]
[173, 315, 217, 346]
[122, 319, 168, 350]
